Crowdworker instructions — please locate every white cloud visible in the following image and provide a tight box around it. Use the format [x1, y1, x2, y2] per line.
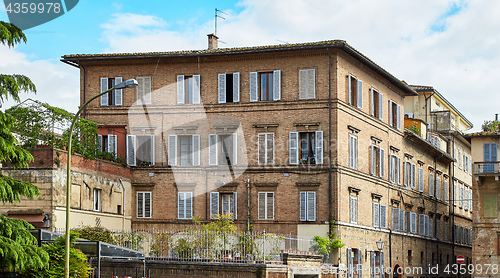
[97, 0, 500, 131]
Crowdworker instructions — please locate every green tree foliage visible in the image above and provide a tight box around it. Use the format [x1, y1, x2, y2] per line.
[72, 225, 116, 245]
[482, 120, 500, 132]
[20, 232, 90, 278]
[311, 228, 345, 262]
[0, 216, 49, 272]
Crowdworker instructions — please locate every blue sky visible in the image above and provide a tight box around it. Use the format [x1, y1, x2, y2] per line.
[1, 0, 499, 132]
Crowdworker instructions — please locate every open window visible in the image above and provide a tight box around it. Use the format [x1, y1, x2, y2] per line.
[249, 70, 281, 102]
[177, 75, 200, 104]
[127, 135, 155, 167]
[100, 77, 123, 106]
[218, 73, 240, 103]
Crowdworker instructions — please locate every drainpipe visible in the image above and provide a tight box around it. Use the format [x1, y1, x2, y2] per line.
[118, 179, 126, 230]
[247, 178, 251, 232]
[327, 48, 333, 234]
[80, 63, 86, 118]
[389, 228, 392, 274]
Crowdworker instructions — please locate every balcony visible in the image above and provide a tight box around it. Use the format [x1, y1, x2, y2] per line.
[474, 161, 500, 175]
[428, 111, 462, 133]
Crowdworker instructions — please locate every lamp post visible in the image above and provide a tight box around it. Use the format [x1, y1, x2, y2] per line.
[64, 79, 138, 278]
[376, 239, 384, 251]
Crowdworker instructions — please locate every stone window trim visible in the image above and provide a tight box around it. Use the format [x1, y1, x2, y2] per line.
[371, 136, 382, 144]
[404, 153, 414, 159]
[417, 160, 425, 166]
[390, 145, 400, 153]
[348, 186, 361, 194]
[348, 125, 361, 134]
[371, 193, 383, 200]
[252, 123, 279, 132]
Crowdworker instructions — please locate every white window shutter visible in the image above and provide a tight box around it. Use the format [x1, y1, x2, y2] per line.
[137, 192, 143, 218]
[250, 72, 258, 102]
[289, 132, 299, 165]
[186, 192, 192, 219]
[397, 157, 401, 185]
[404, 162, 409, 187]
[101, 78, 109, 106]
[379, 148, 384, 178]
[150, 135, 155, 165]
[347, 248, 353, 278]
[307, 69, 315, 99]
[356, 79, 363, 109]
[209, 134, 218, 165]
[307, 191, 316, 221]
[400, 209, 405, 231]
[144, 77, 152, 104]
[108, 135, 117, 157]
[444, 180, 449, 203]
[193, 75, 201, 104]
[378, 92, 383, 120]
[266, 133, 274, 165]
[192, 134, 200, 166]
[210, 192, 219, 219]
[126, 135, 136, 166]
[258, 134, 265, 165]
[315, 131, 323, 164]
[419, 214, 424, 235]
[371, 146, 376, 175]
[98, 135, 103, 152]
[380, 204, 387, 228]
[392, 208, 399, 230]
[233, 192, 237, 219]
[115, 77, 123, 106]
[218, 74, 226, 103]
[373, 203, 380, 228]
[144, 192, 151, 217]
[233, 72, 240, 102]
[267, 193, 274, 219]
[299, 70, 307, 100]
[300, 192, 307, 221]
[396, 104, 401, 130]
[233, 133, 238, 165]
[348, 73, 352, 105]
[436, 177, 441, 200]
[425, 215, 429, 236]
[389, 100, 393, 127]
[411, 164, 416, 189]
[168, 135, 177, 166]
[258, 192, 266, 220]
[418, 168, 424, 192]
[370, 252, 375, 278]
[178, 192, 185, 219]
[136, 77, 144, 104]
[429, 173, 434, 197]
[273, 70, 281, 101]
[177, 75, 185, 104]
[370, 88, 375, 116]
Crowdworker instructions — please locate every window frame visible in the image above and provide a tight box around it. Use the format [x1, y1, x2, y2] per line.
[177, 192, 193, 220]
[137, 191, 152, 218]
[100, 77, 123, 106]
[300, 191, 316, 221]
[350, 195, 358, 224]
[249, 70, 281, 102]
[218, 72, 240, 103]
[349, 135, 358, 169]
[93, 188, 101, 212]
[136, 76, 152, 105]
[348, 73, 363, 109]
[177, 75, 201, 105]
[258, 133, 275, 165]
[370, 87, 383, 120]
[299, 69, 316, 100]
[258, 192, 274, 220]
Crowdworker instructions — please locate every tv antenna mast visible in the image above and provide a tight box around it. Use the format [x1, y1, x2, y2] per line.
[214, 8, 227, 37]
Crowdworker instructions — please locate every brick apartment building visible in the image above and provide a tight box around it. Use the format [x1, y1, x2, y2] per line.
[61, 36, 472, 277]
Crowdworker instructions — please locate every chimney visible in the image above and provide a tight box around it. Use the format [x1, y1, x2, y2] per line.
[496, 114, 498, 121]
[208, 33, 219, 50]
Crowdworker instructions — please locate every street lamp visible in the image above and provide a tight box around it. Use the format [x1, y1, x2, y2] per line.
[376, 239, 385, 251]
[64, 79, 138, 278]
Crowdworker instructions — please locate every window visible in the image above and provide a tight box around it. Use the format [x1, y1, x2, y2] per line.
[459, 185, 464, 208]
[408, 250, 412, 265]
[348, 73, 362, 109]
[210, 192, 237, 219]
[464, 155, 468, 173]
[209, 134, 238, 166]
[178, 192, 193, 220]
[454, 181, 458, 206]
[429, 172, 434, 197]
[418, 168, 424, 192]
[444, 179, 449, 203]
[167, 134, 200, 167]
[436, 176, 441, 200]
[249, 71, 281, 102]
[419, 214, 429, 236]
[392, 208, 405, 231]
[410, 212, 417, 234]
[258, 192, 274, 220]
[218, 73, 240, 103]
[371, 251, 384, 278]
[136, 77, 152, 105]
[404, 161, 416, 189]
[464, 187, 469, 211]
[100, 77, 123, 106]
[389, 154, 401, 184]
[373, 202, 387, 228]
[350, 196, 358, 224]
[289, 131, 323, 165]
[127, 135, 156, 167]
[458, 150, 463, 169]
[484, 143, 497, 172]
[444, 222, 448, 241]
[177, 75, 200, 104]
[349, 135, 358, 169]
[429, 216, 433, 238]
[258, 133, 274, 165]
[436, 220, 440, 240]
[98, 134, 117, 156]
[469, 188, 473, 212]
[347, 248, 363, 278]
[299, 69, 315, 100]
[93, 189, 101, 212]
[137, 192, 151, 218]
[388, 100, 401, 130]
[371, 88, 383, 120]
[300, 191, 316, 221]
[371, 145, 384, 178]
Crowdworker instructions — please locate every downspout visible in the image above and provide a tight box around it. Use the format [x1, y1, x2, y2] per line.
[327, 48, 333, 233]
[118, 179, 126, 230]
[247, 178, 251, 232]
[451, 135, 456, 262]
[424, 92, 435, 125]
[80, 63, 86, 118]
[389, 228, 392, 274]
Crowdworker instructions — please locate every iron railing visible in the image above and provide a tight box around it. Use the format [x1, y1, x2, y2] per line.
[474, 161, 500, 175]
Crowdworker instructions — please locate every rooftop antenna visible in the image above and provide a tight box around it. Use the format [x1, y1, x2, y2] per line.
[215, 8, 227, 37]
[277, 39, 289, 44]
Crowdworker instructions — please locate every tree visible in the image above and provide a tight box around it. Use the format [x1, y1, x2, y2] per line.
[482, 120, 500, 132]
[311, 228, 345, 263]
[0, 21, 48, 273]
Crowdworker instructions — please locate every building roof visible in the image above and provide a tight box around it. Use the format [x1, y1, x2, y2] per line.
[61, 39, 418, 97]
[466, 130, 500, 138]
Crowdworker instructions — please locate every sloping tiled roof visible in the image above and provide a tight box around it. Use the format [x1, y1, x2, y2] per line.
[467, 130, 500, 137]
[409, 85, 434, 91]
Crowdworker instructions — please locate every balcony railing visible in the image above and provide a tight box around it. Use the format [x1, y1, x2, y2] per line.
[474, 161, 500, 175]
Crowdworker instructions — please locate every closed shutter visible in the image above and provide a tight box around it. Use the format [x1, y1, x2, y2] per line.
[388, 100, 393, 127]
[150, 135, 155, 166]
[233, 192, 237, 219]
[349, 135, 357, 169]
[370, 88, 375, 116]
[436, 177, 441, 200]
[307, 69, 315, 99]
[389, 155, 394, 183]
[192, 134, 200, 166]
[115, 77, 123, 106]
[380, 252, 384, 277]
[178, 192, 185, 219]
[373, 203, 380, 228]
[299, 70, 307, 100]
[454, 182, 457, 206]
[300, 191, 307, 221]
[258, 134, 265, 165]
[289, 132, 299, 165]
[411, 164, 416, 189]
[400, 209, 405, 232]
[267, 192, 274, 219]
[347, 248, 353, 278]
[209, 134, 218, 165]
[233, 72, 240, 102]
[404, 162, 409, 187]
[307, 191, 316, 221]
[396, 104, 401, 130]
[273, 70, 281, 101]
[350, 197, 358, 224]
[144, 76, 152, 104]
[371, 146, 376, 175]
[168, 135, 177, 166]
[465, 189, 469, 210]
[418, 168, 424, 192]
[379, 148, 384, 178]
[210, 192, 219, 219]
[356, 79, 363, 109]
[380, 204, 387, 228]
[144, 192, 151, 218]
[392, 208, 399, 231]
[177, 75, 185, 104]
[429, 218, 433, 238]
[429, 173, 434, 197]
[218, 74, 226, 103]
[425, 215, 429, 236]
[98, 135, 103, 153]
[193, 75, 200, 104]
[266, 133, 274, 165]
[444, 222, 448, 240]
[444, 180, 449, 203]
[348, 73, 353, 105]
[410, 212, 416, 234]
[396, 157, 401, 185]
[126, 135, 136, 166]
[101, 78, 109, 106]
[436, 220, 440, 239]
[258, 192, 266, 220]
[137, 192, 143, 218]
[370, 251, 375, 278]
[108, 135, 117, 157]
[419, 214, 425, 235]
[316, 131, 323, 164]
[358, 250, 363, 278]
[249, 72, 258, 102]
[233, 133, 238, 165]
[378, 92, 383, 120]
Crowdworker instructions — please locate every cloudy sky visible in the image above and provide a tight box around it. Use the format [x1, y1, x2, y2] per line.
[0, 0, 498, 132]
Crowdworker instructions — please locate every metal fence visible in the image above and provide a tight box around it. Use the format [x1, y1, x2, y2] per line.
[56, 229, 316, 263]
